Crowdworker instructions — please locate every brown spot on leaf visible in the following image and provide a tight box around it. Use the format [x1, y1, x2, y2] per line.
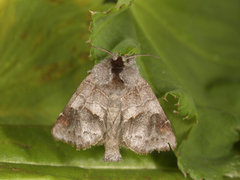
[143, 177, 151, 180]
[0, 165, 40, 174]
[20, 30, 28, 40]
[8, 141, 32, 148]
[35, 62, 75, 83]
[48, 0, 63, 4]
[72, 46, 77, 53]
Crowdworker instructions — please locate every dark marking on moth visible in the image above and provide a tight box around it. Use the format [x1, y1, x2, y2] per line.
[111, 56, 124, 75]
[57, 114, 71, 126]
[52, 46, 177, 162]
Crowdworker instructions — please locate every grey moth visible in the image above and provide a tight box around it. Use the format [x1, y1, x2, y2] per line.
[52, 46, 177, 162]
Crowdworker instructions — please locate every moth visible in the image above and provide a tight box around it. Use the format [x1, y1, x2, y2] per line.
[52, 46, 177, 162]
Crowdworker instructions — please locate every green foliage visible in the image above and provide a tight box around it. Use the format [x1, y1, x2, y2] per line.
[0, 0, 239, 179]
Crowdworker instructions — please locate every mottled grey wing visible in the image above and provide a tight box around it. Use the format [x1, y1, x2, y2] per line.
[52, 74, 108, 150]
[121, 76, 177, 154]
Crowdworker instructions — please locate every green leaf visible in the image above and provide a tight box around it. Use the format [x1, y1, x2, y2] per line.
[0, 162, 188, 180]
[89, 0, 240, 179]
[178, 109, 239, 180]
[0, 0, 96, 125]
[0, 0, 239, 179]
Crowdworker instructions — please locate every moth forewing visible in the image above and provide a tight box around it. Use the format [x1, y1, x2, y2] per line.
[52, 47, 177, 162]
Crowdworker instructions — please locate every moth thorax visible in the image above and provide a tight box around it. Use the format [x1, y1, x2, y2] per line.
[111, 56, 124, 75]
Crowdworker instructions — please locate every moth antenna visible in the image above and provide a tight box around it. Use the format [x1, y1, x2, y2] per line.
[88, 46, 159, 60]
[124, 54, 160, 60]
[88, 46, 113, 56]
[88, 46, 120, 60]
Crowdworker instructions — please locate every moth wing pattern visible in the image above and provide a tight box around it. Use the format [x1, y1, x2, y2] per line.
[52, 74, 107, 150]
[121, 76, 177, 154]
[51, 46, 177, 161]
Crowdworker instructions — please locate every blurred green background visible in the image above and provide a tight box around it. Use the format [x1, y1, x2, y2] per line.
[0, 0, 239, 179]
